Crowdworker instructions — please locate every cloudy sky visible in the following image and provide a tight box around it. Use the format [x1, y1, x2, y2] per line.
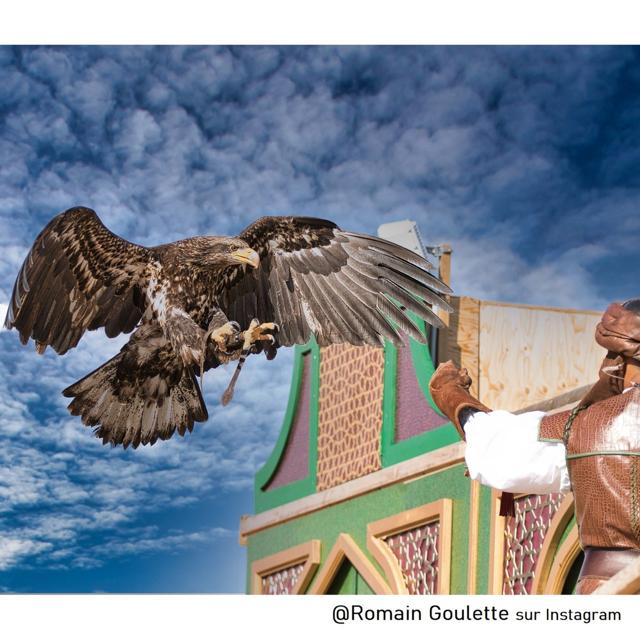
[0, 45, 639, 593]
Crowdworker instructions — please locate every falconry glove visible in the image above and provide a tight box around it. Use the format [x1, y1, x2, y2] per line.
[429, 361, 490, 439]
[429, 360, 515, 517]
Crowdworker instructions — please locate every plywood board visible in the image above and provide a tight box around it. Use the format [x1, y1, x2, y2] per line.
[478, 302, 604, 411]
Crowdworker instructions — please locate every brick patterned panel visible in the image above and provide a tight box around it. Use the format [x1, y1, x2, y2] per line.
[503, 493, 564, 595]
[261, 563, 305, 595]
[384, 521, 440, 594]
[317, 344, 385, 491]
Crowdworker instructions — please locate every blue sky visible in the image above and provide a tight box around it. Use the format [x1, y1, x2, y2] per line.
[0, 45, 639, 593]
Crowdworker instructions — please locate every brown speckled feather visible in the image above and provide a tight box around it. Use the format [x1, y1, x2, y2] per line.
[4, 207, 150, 354]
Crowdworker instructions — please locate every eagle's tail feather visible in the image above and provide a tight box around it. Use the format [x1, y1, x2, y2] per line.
[63, 346, 207, 448]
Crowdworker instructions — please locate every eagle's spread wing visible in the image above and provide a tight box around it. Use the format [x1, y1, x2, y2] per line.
[4, 207, 151, 354]
[219, 216, 452, 348]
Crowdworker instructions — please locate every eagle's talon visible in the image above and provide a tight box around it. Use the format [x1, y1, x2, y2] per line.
[242, 320, 278, 351]
[206, 320, 242, 350]
[199, 320, 244, 382]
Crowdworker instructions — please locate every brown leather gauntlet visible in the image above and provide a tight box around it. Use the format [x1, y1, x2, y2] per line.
[429, 360, 490, 440]
[428, 362, 516, 517]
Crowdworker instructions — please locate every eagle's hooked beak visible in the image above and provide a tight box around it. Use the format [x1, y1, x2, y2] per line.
[231, 247, 260, 269]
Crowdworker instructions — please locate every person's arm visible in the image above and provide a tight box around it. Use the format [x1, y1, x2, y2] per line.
[463, 409, 569, 494]
[430, 361, 569, 495]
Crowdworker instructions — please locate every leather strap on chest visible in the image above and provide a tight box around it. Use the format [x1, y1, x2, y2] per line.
[562, 404, 588, 446]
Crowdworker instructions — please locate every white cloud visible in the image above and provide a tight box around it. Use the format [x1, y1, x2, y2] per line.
[0, 538, 52, 571]
[0, 521, 232, 571]
[452, 237, 607, 311]
[95, 526, 232, 558]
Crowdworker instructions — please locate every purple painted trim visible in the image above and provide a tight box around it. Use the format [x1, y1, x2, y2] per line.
[265, 353, 311, 489]
[395, 345, 448, 442]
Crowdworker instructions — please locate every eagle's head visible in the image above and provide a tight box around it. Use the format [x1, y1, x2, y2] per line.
[207, 238, 260, 269]
[177, 236, 260, 269]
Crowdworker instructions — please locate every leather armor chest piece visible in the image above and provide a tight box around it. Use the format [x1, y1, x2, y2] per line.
[539, 388, 640, 549]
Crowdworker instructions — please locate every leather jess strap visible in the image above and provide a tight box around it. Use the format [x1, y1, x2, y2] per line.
[580, 547, 640, 580]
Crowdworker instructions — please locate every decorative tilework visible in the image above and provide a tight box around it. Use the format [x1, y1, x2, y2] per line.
[261, 563, 305, 595]
[384, 521, 440, 594]
[503, 493, 564, 595]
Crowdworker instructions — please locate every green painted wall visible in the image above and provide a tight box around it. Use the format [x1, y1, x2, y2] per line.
[247, 463, 472, 593]
[325, 564, 375, 594]
[474, 484, 494, 594]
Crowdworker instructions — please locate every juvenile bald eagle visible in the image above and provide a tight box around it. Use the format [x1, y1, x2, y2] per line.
[5, 207, 452, 448]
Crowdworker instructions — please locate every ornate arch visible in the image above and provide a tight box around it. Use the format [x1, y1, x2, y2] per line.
[488, 490, 574, 594]
[366, 499, 453, 594]
[531, 494, 580, 594]
[308, 533, 392, 594]
[251, 540, 322, 595]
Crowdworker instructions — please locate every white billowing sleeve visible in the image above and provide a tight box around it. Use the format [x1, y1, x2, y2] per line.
[463, 410, 571, 494]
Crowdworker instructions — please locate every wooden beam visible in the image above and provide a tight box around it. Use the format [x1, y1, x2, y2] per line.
[514, 384, 592, 415]
[466, 480, 481, 594]
[240, 442, 465, 539]
[438, 244, 452, 289]
[441, 296, 481, 396]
